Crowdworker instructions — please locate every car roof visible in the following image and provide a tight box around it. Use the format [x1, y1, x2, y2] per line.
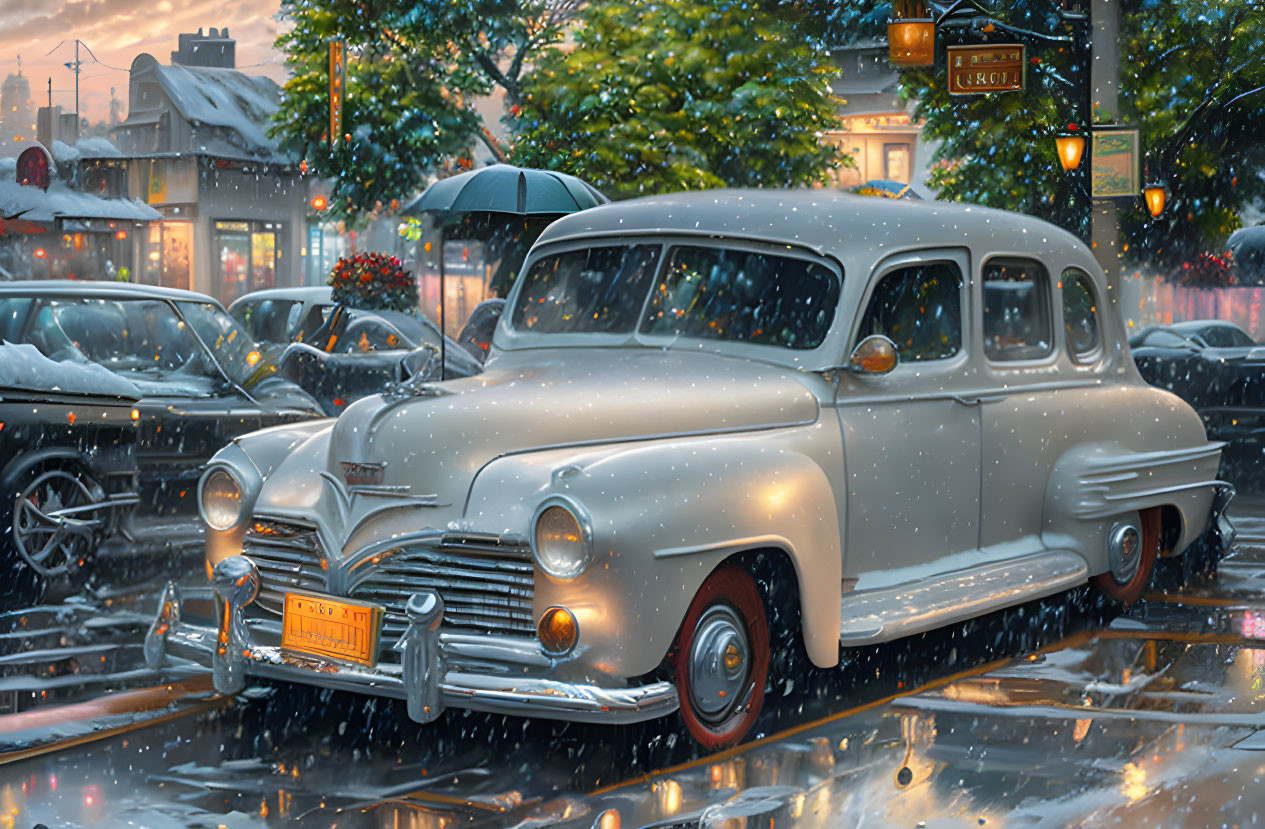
[228, 286, 333, 310]
[1169, 320, 1243, 333]
[534, 189, 1089, 265]
[0, 279, 224, 308]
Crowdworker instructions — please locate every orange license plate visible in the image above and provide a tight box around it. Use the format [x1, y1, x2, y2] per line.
[281, 593, 383, 666]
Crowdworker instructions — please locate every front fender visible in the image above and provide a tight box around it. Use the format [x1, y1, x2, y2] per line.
[465, 428, 842, 678]
[202, 418, 335, 568]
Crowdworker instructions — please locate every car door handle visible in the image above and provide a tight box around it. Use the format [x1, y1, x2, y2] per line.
[953, 394, 1009, 406]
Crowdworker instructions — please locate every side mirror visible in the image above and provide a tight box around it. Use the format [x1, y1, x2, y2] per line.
[457, 299, 506, 364]
[849, 335, 899, 375]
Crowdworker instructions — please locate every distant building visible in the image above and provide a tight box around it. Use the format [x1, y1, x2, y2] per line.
[825, 40, 937, 193]
[0, 71, 36, 150]
[104, 29, 305, 303]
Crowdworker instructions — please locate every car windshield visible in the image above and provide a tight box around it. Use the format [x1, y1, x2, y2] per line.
[176, 301, 271, 386]
[510, 243, 839, 350]
[26, 297, 223, 393]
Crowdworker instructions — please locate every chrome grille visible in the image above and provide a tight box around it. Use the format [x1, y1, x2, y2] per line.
[350, 533, 535, 639]
[242, 519, 326, 617]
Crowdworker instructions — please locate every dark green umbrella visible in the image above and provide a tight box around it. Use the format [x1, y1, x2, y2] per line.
[403, 166, 607, 378]
[402, 164, 608, 217]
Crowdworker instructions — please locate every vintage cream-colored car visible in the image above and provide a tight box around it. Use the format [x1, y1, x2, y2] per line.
[147, 191, 1230, 748]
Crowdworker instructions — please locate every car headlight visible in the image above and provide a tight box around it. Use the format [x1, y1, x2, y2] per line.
[200, 468, 244, 531]
[532, 497, 592, 579]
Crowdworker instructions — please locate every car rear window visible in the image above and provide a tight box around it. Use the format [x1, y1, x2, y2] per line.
[640, 245, 840, 350]
[983, 258, 1053, 362]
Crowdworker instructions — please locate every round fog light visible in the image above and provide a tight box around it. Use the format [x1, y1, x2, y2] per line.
[538, 606, 578, 656]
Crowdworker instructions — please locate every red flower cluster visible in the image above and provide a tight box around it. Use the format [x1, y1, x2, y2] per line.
[329, 252, 419, 312]
[1172, 250, 1235, 288]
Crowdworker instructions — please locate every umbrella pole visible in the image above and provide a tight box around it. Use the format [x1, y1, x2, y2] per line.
[439, 224, 446, 382]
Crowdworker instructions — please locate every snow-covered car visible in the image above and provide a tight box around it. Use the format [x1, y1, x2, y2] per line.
[0, 343, 140, 607]
[1132, 320, 1265, 487]
[147, 191, 1229, 749]
[0, 282, 325, 557]
[229, 286, 483, 415]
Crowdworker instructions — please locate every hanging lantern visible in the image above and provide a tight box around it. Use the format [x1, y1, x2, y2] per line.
[310, 195, 329, 211]
[889, 0, 935, 67]
[1055, 127, 1086, 172]
[1143, 182, 1168, 218]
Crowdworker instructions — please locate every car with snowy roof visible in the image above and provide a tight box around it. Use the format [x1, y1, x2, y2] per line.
[0, 281, 325, 561]
[0, 343, 139, 607]
[146, 191, 1230, 750]
[229, 286, 483, 415]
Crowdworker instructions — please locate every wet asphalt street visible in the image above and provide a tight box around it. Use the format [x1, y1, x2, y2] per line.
[3, 501, 1265, 828]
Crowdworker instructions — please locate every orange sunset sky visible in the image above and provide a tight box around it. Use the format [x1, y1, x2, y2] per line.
[2, 0, 288, 122]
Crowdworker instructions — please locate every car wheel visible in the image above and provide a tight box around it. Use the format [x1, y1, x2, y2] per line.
[1093, 507, 1161, 605]
[1, 467, 102, 610]
[673, 566, 770, 750]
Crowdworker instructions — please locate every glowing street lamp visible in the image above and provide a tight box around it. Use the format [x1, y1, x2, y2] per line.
[1142, 182, 1167, 218]
[310, 195, 329, 212]
[1055, 127, 1086, 172]
[889, 0, 935, 67]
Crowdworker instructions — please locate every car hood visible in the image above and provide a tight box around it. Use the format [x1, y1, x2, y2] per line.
[254, 348, 821, 537]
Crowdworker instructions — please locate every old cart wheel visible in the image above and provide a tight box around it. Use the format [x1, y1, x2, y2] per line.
[673, 566, 770, 750]
[11, 469, 100, 579]
[1094, 507, 1161, 605]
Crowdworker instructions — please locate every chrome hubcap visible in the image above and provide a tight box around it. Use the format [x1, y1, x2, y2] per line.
[688, 604, 750, 723]
[1109, 522, 1142, 584]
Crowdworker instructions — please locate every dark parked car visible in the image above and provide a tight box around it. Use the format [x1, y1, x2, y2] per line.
[0, 342, 139, 607]
[0, 282, 325, 557]
[229, 286, 483, 415]
[1131, 319, 1265, 486]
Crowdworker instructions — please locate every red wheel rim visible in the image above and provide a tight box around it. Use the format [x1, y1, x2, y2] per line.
[673, 566, 769, 749]
[1094, 507, 1161, 605]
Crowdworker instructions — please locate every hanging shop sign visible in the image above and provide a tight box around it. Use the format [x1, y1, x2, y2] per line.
[947, 44, 1026, 95]
[1091, 127, 1141, 199]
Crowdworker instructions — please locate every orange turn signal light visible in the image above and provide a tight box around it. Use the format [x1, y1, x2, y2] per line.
[537, 606, 578, 656]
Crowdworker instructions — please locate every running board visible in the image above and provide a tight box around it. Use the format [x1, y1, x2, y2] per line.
[839, 551, 1089, 646]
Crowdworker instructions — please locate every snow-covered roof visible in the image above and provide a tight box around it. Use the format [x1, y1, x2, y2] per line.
[75, 137, 125, 159]
[0, 341, 140, 400]
[0, 179, 161, 223]
[154, 63, 285, 158]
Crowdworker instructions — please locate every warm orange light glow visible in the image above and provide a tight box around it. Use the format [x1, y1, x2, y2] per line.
[310, 195, 329, 211]
[537, 606, 578, 655]
[66, 411, 76, 425]
[1143, 183, 1167, 217]
[246, 350, 262, 367]
[888, 19, 935, 66]
[130, 408, 140, 421]
[115, 230, 128, 240]
[1055, 133, 1086, 171]
[32, 248, 47, 259]
[598, 809, 621, 829]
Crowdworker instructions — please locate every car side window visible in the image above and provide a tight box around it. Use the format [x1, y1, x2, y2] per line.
[856, 262, 962, 362]
[983, 258, 1053, 362]
[0, 297, 31, 342]
[1061, 268, 1100, 363]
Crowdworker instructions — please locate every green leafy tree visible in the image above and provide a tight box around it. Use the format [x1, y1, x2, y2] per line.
[511, 0, 847, 199]
[272, 0, 577, 217]
[811, 0, 1265, 270]
[1119, 1, 1265, 268]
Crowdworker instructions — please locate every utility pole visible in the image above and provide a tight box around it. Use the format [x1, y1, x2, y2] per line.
[63, 40, 83, 131]
[1090, 0, 1124, 308]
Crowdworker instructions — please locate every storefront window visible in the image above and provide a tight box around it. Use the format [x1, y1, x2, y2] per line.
[215, 220, 283, 305]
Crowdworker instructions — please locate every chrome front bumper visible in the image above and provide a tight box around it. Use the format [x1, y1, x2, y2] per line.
[143, 557, 678, 726]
